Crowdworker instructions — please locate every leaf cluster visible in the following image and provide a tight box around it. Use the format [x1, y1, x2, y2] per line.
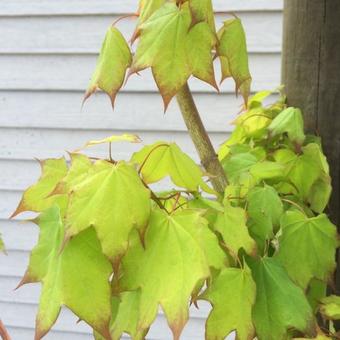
[12, 91, 340, 340]
[9, 0, 340, 339]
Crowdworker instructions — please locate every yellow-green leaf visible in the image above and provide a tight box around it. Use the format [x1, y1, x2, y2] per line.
[120, 209, 214, 338]
[85, 27, 132, 107]
[187, 22, 217, 89]
[217, 18, 252, 103]
[132, 142, 215, 194]
[319, 295, 340, 320]
[19, 206, 112, 340]
[188, 0, 216, 31]
[137, 0, 165, 26]
[65, 160, 151, 261]
[215, 202, 257, 258]
[130, 3, 192, 109]
[201, 266, 256, 340]
[11, 158, 68, 217]
[75, 133, 141, 151]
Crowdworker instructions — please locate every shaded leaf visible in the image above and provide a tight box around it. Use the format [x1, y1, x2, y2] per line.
[201, 266, 256, 340]
[250, 160, 285, 181]
[19, 206, 112, 340]
[121, 209, 215, 338]
[11, 158, 68, 217]
[268, 107, 305, 144]
[217, 18, 252, 103]
[132, 142, 214, 194]
[222, 152, 258, 182]
[65, 160, 151, 261]
[246, 185, 283, 246]
[249, 257, 315, 340]
[215, 202, 257, 258]
[85, 27, 132, 107]
[276, 211, 337, 289]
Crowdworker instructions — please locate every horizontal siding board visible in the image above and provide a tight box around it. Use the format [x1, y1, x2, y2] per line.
[0, 53, 280, 92]
[0, 12, 282, 54]
[0, 91, 246, 132]
[0, 0, 283, 16]
[0, 128, 229, 161]
[7, 327, 93, 340]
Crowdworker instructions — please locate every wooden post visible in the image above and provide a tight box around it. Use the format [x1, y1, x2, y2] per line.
[282, 0, 340, 289]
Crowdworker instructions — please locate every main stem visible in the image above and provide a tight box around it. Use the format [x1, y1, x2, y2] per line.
[176, 82, 227, 194]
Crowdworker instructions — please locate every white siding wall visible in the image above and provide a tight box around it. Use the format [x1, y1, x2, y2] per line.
[0, 1, 283, 339]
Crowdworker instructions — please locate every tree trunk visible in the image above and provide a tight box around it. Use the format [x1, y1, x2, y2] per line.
[282, 0, 340, 290]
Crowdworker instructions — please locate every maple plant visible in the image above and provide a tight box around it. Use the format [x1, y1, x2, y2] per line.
[9, 1, 340, 340]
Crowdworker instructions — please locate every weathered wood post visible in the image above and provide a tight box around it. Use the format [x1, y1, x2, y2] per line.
[282, 0, 340, 289]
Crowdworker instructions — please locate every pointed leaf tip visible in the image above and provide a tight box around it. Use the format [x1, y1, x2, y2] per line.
[85, 26, 132, 107]
[217, 18, 252, 103]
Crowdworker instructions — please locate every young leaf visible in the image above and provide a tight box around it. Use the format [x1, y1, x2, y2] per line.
[11, 158, 68, 217]
[19, 206, 112, 340]
[130, 3, 192, 109]
[246, 185, 283, 246]
[120, 209, 215, 338]
[249, 257, 315, 340]
[85, 27, 132, 107]
[217, 18, 252, 103]
[187, 22, 218, 89]
[201, 266, 256, 340]
[94, 291, 147, 340]
[75, 133, 141, 151]
[0, 234, 5, 253]
[319, 295, 340, 320]
[132, 142, 214, 194]
[188, 0, 216, 31]
[268, 107, 305, 144]
[215, 203, 257, 258]
[137, 0, 165, 26]
[65, 160, 151, 261]
[276, 211, 337, 289]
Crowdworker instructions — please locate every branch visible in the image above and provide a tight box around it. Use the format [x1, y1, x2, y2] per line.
[176, 82, 227, 194]
[0, 320, 10, 340]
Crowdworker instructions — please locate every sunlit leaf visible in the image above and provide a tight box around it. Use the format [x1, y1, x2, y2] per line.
[187, 22, 217, 89]
[276, 211, 337, 289]
[65, 160, 151, 261]
[268, 107, 305, 144]
[120, 209, 216, 338]
[11, 158, 68, 217]
[137, 0, 165, 26]
[249, 257, 315, 340]
[250, 160, 285, 181]
[75, 133, 141, 151]
[94, 291, 146, 340]
[19, 206, 112, 340]
[85, 27, 132, 107]
[201, 266, 256, 340]
[215, 202, 257, 258]
[132, 142, 215, 194]
[130, 3, 192, 109]
[189, 0, 215, 31]
[319, 295, 340, 320]
[217, 18, 252, 103]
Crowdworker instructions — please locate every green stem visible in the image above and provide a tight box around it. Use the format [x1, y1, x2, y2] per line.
[176, 82, 227, 194]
